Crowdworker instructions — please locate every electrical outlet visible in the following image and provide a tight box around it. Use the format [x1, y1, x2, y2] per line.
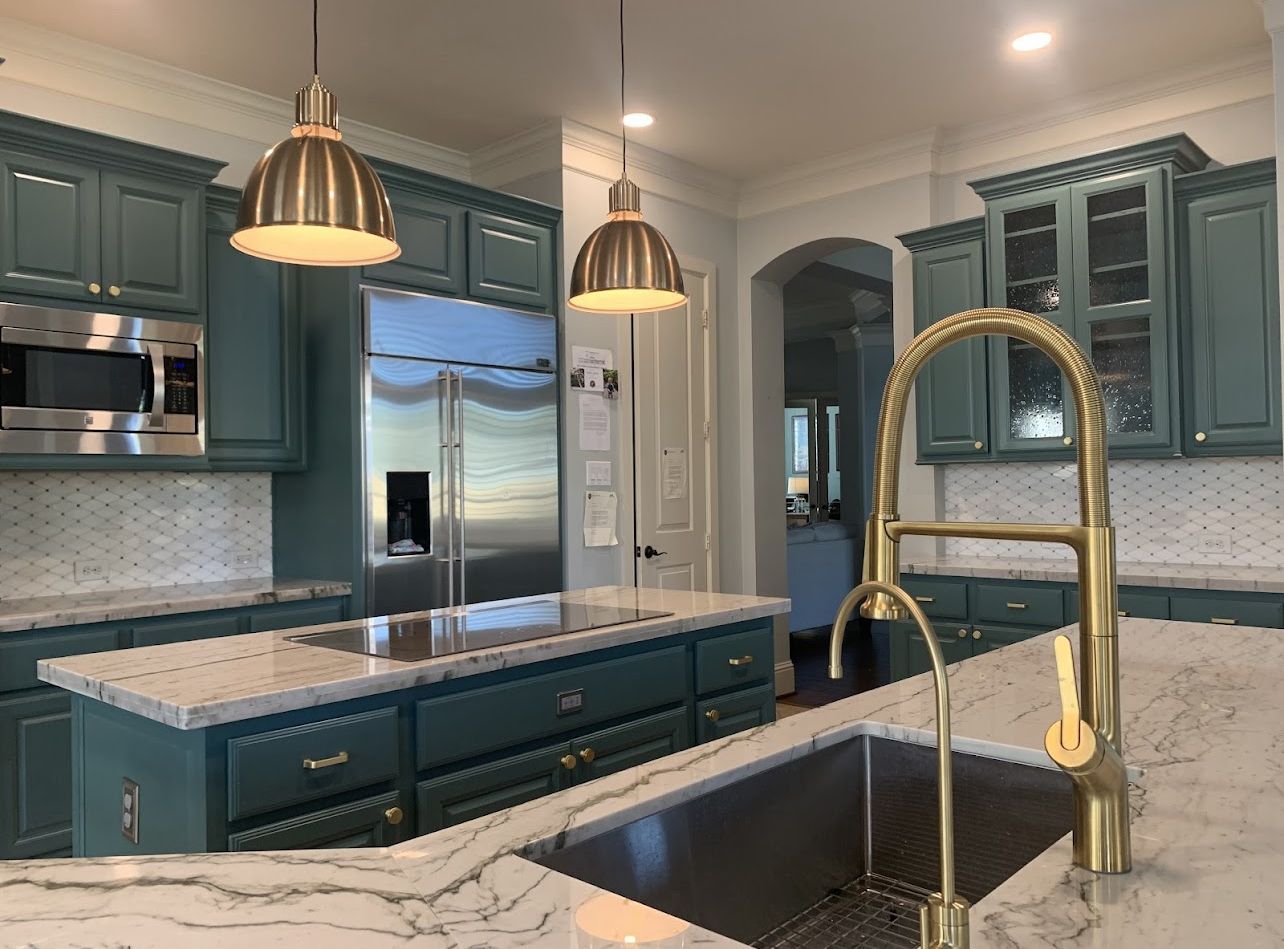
[233, 551, 258, 568]
[121, 778, 139, 844]
[74, 560, 110, 583]
[1198, 532, 1232, 555]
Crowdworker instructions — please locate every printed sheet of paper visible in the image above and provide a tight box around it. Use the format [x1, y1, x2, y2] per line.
[577, 394, 610, 451]
[582, 366, 605, 393]
[585, 460, 612, 486]
[662, 447, 688, 500]
[572, 346, 613, 371]
[583, 491, 619, 547]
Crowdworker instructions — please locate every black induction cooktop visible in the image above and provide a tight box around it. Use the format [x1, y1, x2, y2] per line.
[285, 599, 674, 662]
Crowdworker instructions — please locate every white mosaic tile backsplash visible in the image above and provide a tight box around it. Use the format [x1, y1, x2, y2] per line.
[942, 457, 1284, 566]
[0, 472, 273, 599]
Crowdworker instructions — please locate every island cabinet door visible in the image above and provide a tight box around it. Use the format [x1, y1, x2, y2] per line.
[970, 624, 1046, 656]
[0, 691, 73, 859]
[227, 790, 407, 850]
[695, 684, 776, 743]
[416, 742, 571, 835]
[890, 621, 973, 682]
[570, 707, 691, 783]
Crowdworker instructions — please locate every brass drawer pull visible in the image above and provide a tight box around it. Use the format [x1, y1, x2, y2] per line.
[87, 281, 101, 295]
[914, 595, 935, 604]
[560, 754, 578, 770]
[1117, 610, 1130, 618]
[579, 747, 596, 764]
[302, 751, 349, 770]
[973, 441, 984, 450]
[1210, 617, 1238, 625]
[728, 655, 754, 667]
[972, 629, 982, 640]
[1195, 431, 1208, 443]
[705, 708, 720, 723]
[1006, 602, 1027, 610]
[108, 284, 122, 297]
[957, 628, 968, 639]
[384, 806, 404, 826]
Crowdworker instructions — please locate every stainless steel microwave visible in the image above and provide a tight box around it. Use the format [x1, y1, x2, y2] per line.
[0, 303, 203, 456]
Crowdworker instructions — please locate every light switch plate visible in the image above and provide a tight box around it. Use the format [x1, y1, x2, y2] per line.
[121, 778, 139, 844]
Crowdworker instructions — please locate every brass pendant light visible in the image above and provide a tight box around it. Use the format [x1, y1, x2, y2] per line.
[568, 0, 686, 313]
[232, 0, 399, 266]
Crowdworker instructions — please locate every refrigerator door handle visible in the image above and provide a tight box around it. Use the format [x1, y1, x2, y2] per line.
[440, 368, 455, 608]
[454, 370, 466, 607]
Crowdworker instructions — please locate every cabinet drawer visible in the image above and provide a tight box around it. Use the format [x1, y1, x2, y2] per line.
[975, 583, 1064, 628]
[417, 742, 568, 834]
[1, 627, 125, 693]
[1170, 596, 1283, 629]
[696, 684, 776, 743]
[694, 624, 773, 695]
[131, 614, 241, 649]
[900, 578, 968, 620]
[227, 707, 400, 820]
[1116, 591, 1170, 620]
[416, 646, 687, 771]
[245, 598, 346, 633]
[227, 790, 404, 850]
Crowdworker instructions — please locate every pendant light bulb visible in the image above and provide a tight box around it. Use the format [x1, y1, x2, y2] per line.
[568, 0, 686, 313]
[232, 1, 399, 266]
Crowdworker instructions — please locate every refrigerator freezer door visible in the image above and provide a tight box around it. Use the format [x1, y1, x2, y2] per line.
[456, 364, 562, 604]
[366, 355, 454, 618]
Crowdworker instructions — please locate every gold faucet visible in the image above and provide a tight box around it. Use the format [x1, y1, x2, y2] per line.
[849, 306, 1131, 875]
[830, 580, 969, 949]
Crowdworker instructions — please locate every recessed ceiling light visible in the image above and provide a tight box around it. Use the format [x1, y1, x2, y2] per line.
[622, 112, 654, 128]
[1012, 31, 1053, 52]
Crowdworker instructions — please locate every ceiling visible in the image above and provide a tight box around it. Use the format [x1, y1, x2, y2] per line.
[783, 260, 891, 343]
[0, 0, 1268, 181]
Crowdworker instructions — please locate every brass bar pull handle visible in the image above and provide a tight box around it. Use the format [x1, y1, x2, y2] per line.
[727, 655, 754, 666]
[1006, 602, 1027, 610]
[914, 595, 935, 604]
[1117, 610, 1130, 617]
[705, 708, 720, 722]
[302, 751, 349, 770]
[1210, 616, 1238, 625]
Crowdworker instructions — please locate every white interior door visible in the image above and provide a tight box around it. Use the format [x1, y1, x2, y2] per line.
[633, 259, 718, 591]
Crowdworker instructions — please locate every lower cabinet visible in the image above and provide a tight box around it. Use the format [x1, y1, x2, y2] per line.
[0, 691, 73, 859]
[417, 743, 571, 834]
[227, 791, 406, 851]
[696, 684, 776, 743]
[891, 621, 974, 680]
[572, 707, 690, 782]
[970, 624, 1044, 656]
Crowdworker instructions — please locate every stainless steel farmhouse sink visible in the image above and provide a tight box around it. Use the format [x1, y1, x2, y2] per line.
[534, 734, 1073, 947]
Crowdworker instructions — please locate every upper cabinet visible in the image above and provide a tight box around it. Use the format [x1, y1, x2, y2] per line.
[467, 211, 556, 311]
[0, 111, 221, 315]
[363, 190, 465, 295]
[900, 134, 1281, 464]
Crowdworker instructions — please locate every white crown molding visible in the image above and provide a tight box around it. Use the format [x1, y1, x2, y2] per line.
[0, 16, 471, 182]
[1263, 0, 1284, 34]
[469, 121, 563, 191]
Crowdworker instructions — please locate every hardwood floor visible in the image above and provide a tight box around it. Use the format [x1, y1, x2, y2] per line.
[780, 619, 891, 710]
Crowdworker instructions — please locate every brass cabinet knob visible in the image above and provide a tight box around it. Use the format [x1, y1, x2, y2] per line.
[87, 281, 101, 295]
[108, 285, 121, 297]
[705, 709, 720, 723]
[579, 747, 596, 764]
[384, 806, 404, 826]
[1062, 436, 1074, 446]
[972, 629, 982, 640]
[560, 754, 578, 770]
[1195, 432, 1208, 443]
[973, 441, 984, 450]
[957, 628, 968, 639]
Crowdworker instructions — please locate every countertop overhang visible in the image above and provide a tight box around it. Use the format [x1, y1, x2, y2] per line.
[36, 586, 791, 729]
[6, 616, 1282, 947]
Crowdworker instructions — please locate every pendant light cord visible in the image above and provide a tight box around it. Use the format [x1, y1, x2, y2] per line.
[619, 0, 628, 179]
[312, 0, 320, 76]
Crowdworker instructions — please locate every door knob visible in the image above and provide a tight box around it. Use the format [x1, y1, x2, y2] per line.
[384, 806, 404, 826]
[972, 629, 982, 640]
[957, 628, 968, 639]
[87, 282, 101, 295]
[1195, 432, 1207, 443]
[643, 545, 667, 559]
[705, 708, 720, 722]
[560, 754, 578, 770]
[579, 747, 596, 764]
[108, 285, 121, 297]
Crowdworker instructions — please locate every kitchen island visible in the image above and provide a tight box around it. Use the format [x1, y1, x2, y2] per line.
[6, 616, 1283, 947]
[37, 586, 789, 856]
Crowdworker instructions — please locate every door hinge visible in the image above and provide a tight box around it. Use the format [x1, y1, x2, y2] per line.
[703, 419, 712, 440]
[705, 533, 712, 551]
[701, 309, 709, 329]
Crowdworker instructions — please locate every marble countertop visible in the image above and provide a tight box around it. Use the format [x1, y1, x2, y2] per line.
[37, 586, 791, 729]
[0, 577, 353, 633]
[903, 553, 1284, 592]
[7, 616, 1282, 947]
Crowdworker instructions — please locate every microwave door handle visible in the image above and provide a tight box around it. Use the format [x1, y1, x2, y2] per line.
[146, 343, 166, 430]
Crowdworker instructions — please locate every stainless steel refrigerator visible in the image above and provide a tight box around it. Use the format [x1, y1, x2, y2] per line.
[363, 287, 561, 616]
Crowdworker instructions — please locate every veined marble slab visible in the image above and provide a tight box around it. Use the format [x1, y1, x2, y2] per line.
[38, 586, 791, 729]
[0, 577, 353, 633]
[9, 618, 1283, 947]
[904, 553, 1284, 592]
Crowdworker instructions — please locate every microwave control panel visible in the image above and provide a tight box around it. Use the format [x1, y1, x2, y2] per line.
[163, 356, 198, 418]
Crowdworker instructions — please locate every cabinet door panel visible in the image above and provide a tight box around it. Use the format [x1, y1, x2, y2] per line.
[245, 598, 347, 633]
[0, 691, 72, 859]
[226, 790, 404, 850]
[890, 621, 973, 681]
[467, 212, 554, 311]
[0, 151, 100, 301]
[971, 624, 1045, 656]
[132, 614, 241, 649]
[365, 191, 464, 294]
[1182, 184, 1281, 453]
[416, 743, 568, 834]
[913, 239, 989, 458]
[572, 706, 690, 782]
[696, 684, 776, 743]
[206, 201, 304, 468]
[100, 171, 201, 313]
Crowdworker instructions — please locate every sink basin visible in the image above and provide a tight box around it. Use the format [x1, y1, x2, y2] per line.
[534, 734, 1073, 947]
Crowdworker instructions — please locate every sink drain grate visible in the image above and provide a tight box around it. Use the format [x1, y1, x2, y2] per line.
[753, 873, 931, 948]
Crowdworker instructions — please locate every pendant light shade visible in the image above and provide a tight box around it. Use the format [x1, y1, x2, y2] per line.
[567, 0, 687, 314]
[232, 3, 399, 266]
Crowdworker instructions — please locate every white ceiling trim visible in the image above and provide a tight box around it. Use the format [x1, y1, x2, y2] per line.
[0, 15, 472, 181]
[469, 121, 563, 191]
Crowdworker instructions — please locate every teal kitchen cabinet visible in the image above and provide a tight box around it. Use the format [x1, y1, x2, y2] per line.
[0, 691, 75, 859]
[363, 189, 464, 295]
[227, 790, 407, 851]
[417, 743, 570, 834]
[467, 211, 556, 311]
[204, 185, 306, 470]
[1176, 160, 1282, 455]
[970, 624, 1045, 656]
[244, 598, 348, 632]
[131, 614, 241, 649]
[100, 170, 202, 313]
[571, 707, 690, 783]
[899, 219, 990, 460]
[696, 684, 776, 743]
[890, 620, 973, 679]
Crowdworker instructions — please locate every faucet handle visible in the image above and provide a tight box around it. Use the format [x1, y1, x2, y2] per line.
[1046, 634, 1097, 767]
